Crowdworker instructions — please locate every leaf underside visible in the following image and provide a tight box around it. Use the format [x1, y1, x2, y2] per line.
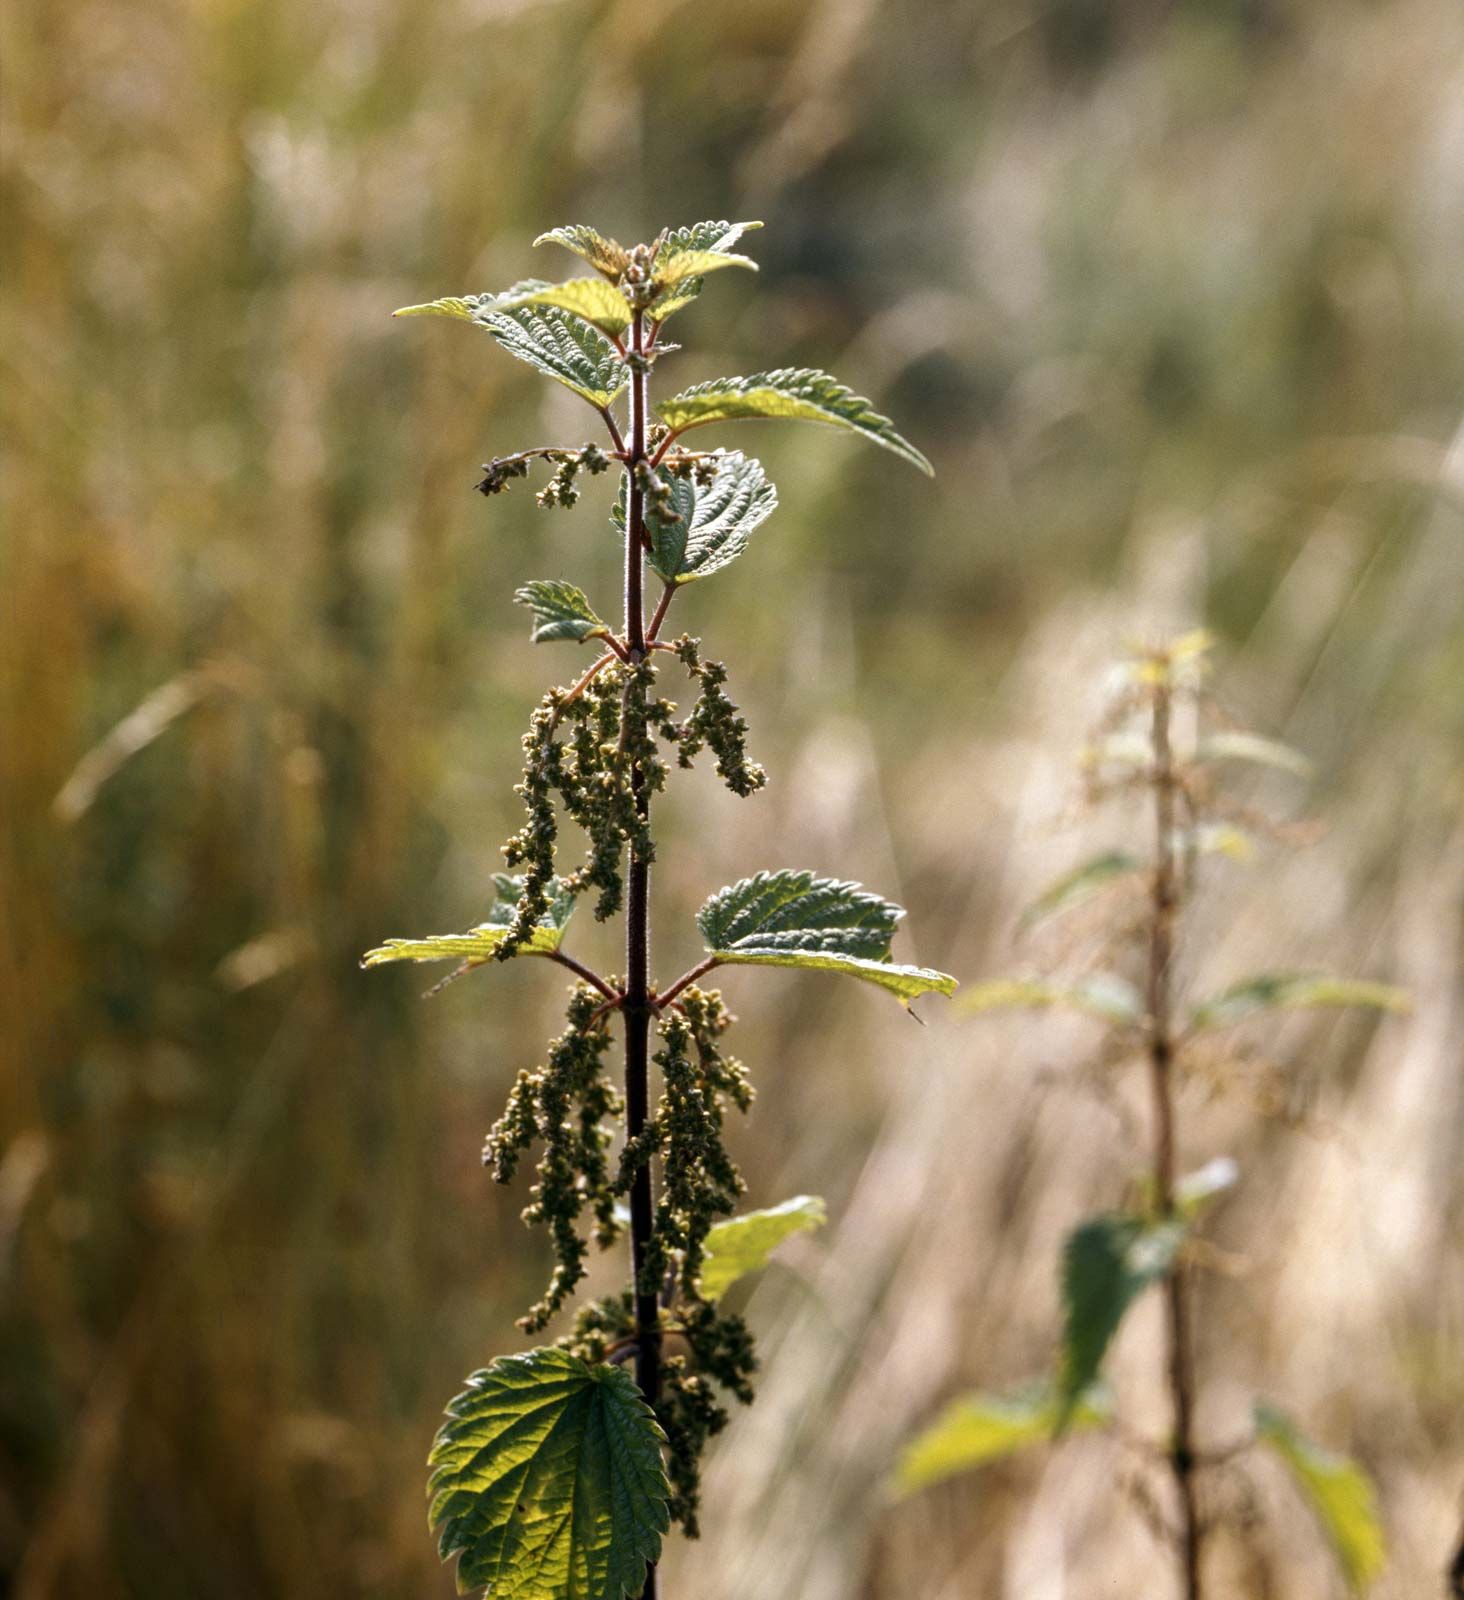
[614, 452, 777, 585]
[533, 224, 630, 281]
[1189, 973, 1409, 1030]
[1059, 1212, 1186, 1419]
[514, 580, 610, 644]
[656, 369, 933, 475]
[894, 1381, 1113, 1498]
[698, 1195, 827, 1302]
[428, 1349, 669, 1600]
[1255, 1404, 1384, 1593]
[361, 874, 576, 969]
[696, 870, 957, 1004]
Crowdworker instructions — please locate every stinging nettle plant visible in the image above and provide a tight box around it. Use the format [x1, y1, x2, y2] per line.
[367, 220, 954, 1599]
[894, 633, 1406, 1599]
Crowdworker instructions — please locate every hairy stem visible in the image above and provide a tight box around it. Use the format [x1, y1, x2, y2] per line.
[1147, 669, 1203, 1600]
[622, 310, 661, 1600]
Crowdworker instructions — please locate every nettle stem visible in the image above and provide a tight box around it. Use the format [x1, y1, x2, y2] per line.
[622, 310, 661, 1600]
[1146, 669, 1203, 1599]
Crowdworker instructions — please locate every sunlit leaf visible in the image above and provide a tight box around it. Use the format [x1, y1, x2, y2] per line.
[613, 453, 777, 585]
[957, 976, 1142, 1025]
[533, 224, 630, 281]
[696, 869, 957, 1006]
[394, 296, 478, 320]
[1174, 1156, 1240, 1218]
[893, 1381, 1113, 1498]
[657, 369, 933, 475]
[514, 580, 611, 644]
[361, 875, 576, 969]
[1255, 1404, 1384, 1593]
[428, 1348, 669, 1600]
[652, 248, 757, 291]
[1193, 731, 1313, 779]
[1189, 823, 1256, 862]
[698, 1195, 827, 1301]
[1189, 973, 1409, 1031]
[1018, 850, 1143, 931]
[487, 277, 634, 338]
[1060, 1212, 1187, 1419]
[646, 222, 763, 322]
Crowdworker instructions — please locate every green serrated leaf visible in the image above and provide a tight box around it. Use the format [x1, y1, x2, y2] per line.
[428, 1348, 669, 1600]
[645, 278, 704, 324]
[653, 248, 757, 291]
[1194, 731, 1313, 779]
[893, 1381, 1113, 1498]
[1189, 973, 1409, 1031]
[1255, 1404, 1384, 1593]
[696, 869, 956, 1006]
[660, 220, 764, 255]
[656, 369, 933, 476]
[487, 277, 635, 338]
[1018, 850, 1143, 931]
[1060, 1212, 1187, 1419]
[956, 976, 1142, 1025]
[533, 224, 630, 281]
[514, 580, 611, 644]
[613, 454, 777, 585]
[698, 1195, 827, 1301]
[361, 875, 576, 969]
[481, 303, 627, 407]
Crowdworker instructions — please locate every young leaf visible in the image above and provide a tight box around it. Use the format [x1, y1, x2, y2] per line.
[652, 248, 757, 291]
[656, 369, 933, 476]
[613, 453, 777, 585]
[1059, 1212, 1187, 1418]
[695, 870, 957, 1005]
[514, 580, 611, 644]
[394, 296, 478, 321]
[957, 975, 1142, 1025]
[1193, 731, 1313, 779]
[698, 1195, 827, 1302]
[481, 303, 627, 408]
[893, 1381, 1113, 1498]
[1018, 850, 1143, 931]
[1189, 973, 1409, 1031]
[361, 874, 576, 969]
[533, 224, 630, 281]
[1255, 1404, 1385, 1593]
[487, 277, 634, 338]
[660, 219, 764, 255]
[428, 1348, 669, 1600]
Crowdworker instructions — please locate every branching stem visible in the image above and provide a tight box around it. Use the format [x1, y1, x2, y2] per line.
[1146, 664, 1204, 1599]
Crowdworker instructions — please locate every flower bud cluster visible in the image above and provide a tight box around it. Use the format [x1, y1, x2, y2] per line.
[672, 636, 767, 798]
[481, 985, 623, 1334]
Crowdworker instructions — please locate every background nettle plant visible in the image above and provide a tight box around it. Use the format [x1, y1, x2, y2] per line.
[367, 221, 954, 1600]
[894, 633, 1407, 1600]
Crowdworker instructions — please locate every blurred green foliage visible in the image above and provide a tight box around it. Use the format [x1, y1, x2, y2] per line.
[3, 0, 1462, 1595]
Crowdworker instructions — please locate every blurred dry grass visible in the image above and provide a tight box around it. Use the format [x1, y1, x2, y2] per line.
[3, 0, 1462, 1595]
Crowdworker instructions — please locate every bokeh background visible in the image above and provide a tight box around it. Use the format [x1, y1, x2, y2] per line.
[4, 0, 1463, 1595]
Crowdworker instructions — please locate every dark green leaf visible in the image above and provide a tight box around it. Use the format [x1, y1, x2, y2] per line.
[514, 580, 611, 644]
[428, 1348, 669, 1600]
[656, 369, 933, 475]
[613, 454, 777, 585]
[1060, 1212, 1186, 1419]
[1255, 1404, 1384, 1593]
[893, 1381, 1113, 1498]
[699, 1195, 827, 1301]
[361, 874, 576, 969]
[696, 870, 956, 1005]
[533, 224, 629, 281]
[1189, 973, 1409, 1031]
